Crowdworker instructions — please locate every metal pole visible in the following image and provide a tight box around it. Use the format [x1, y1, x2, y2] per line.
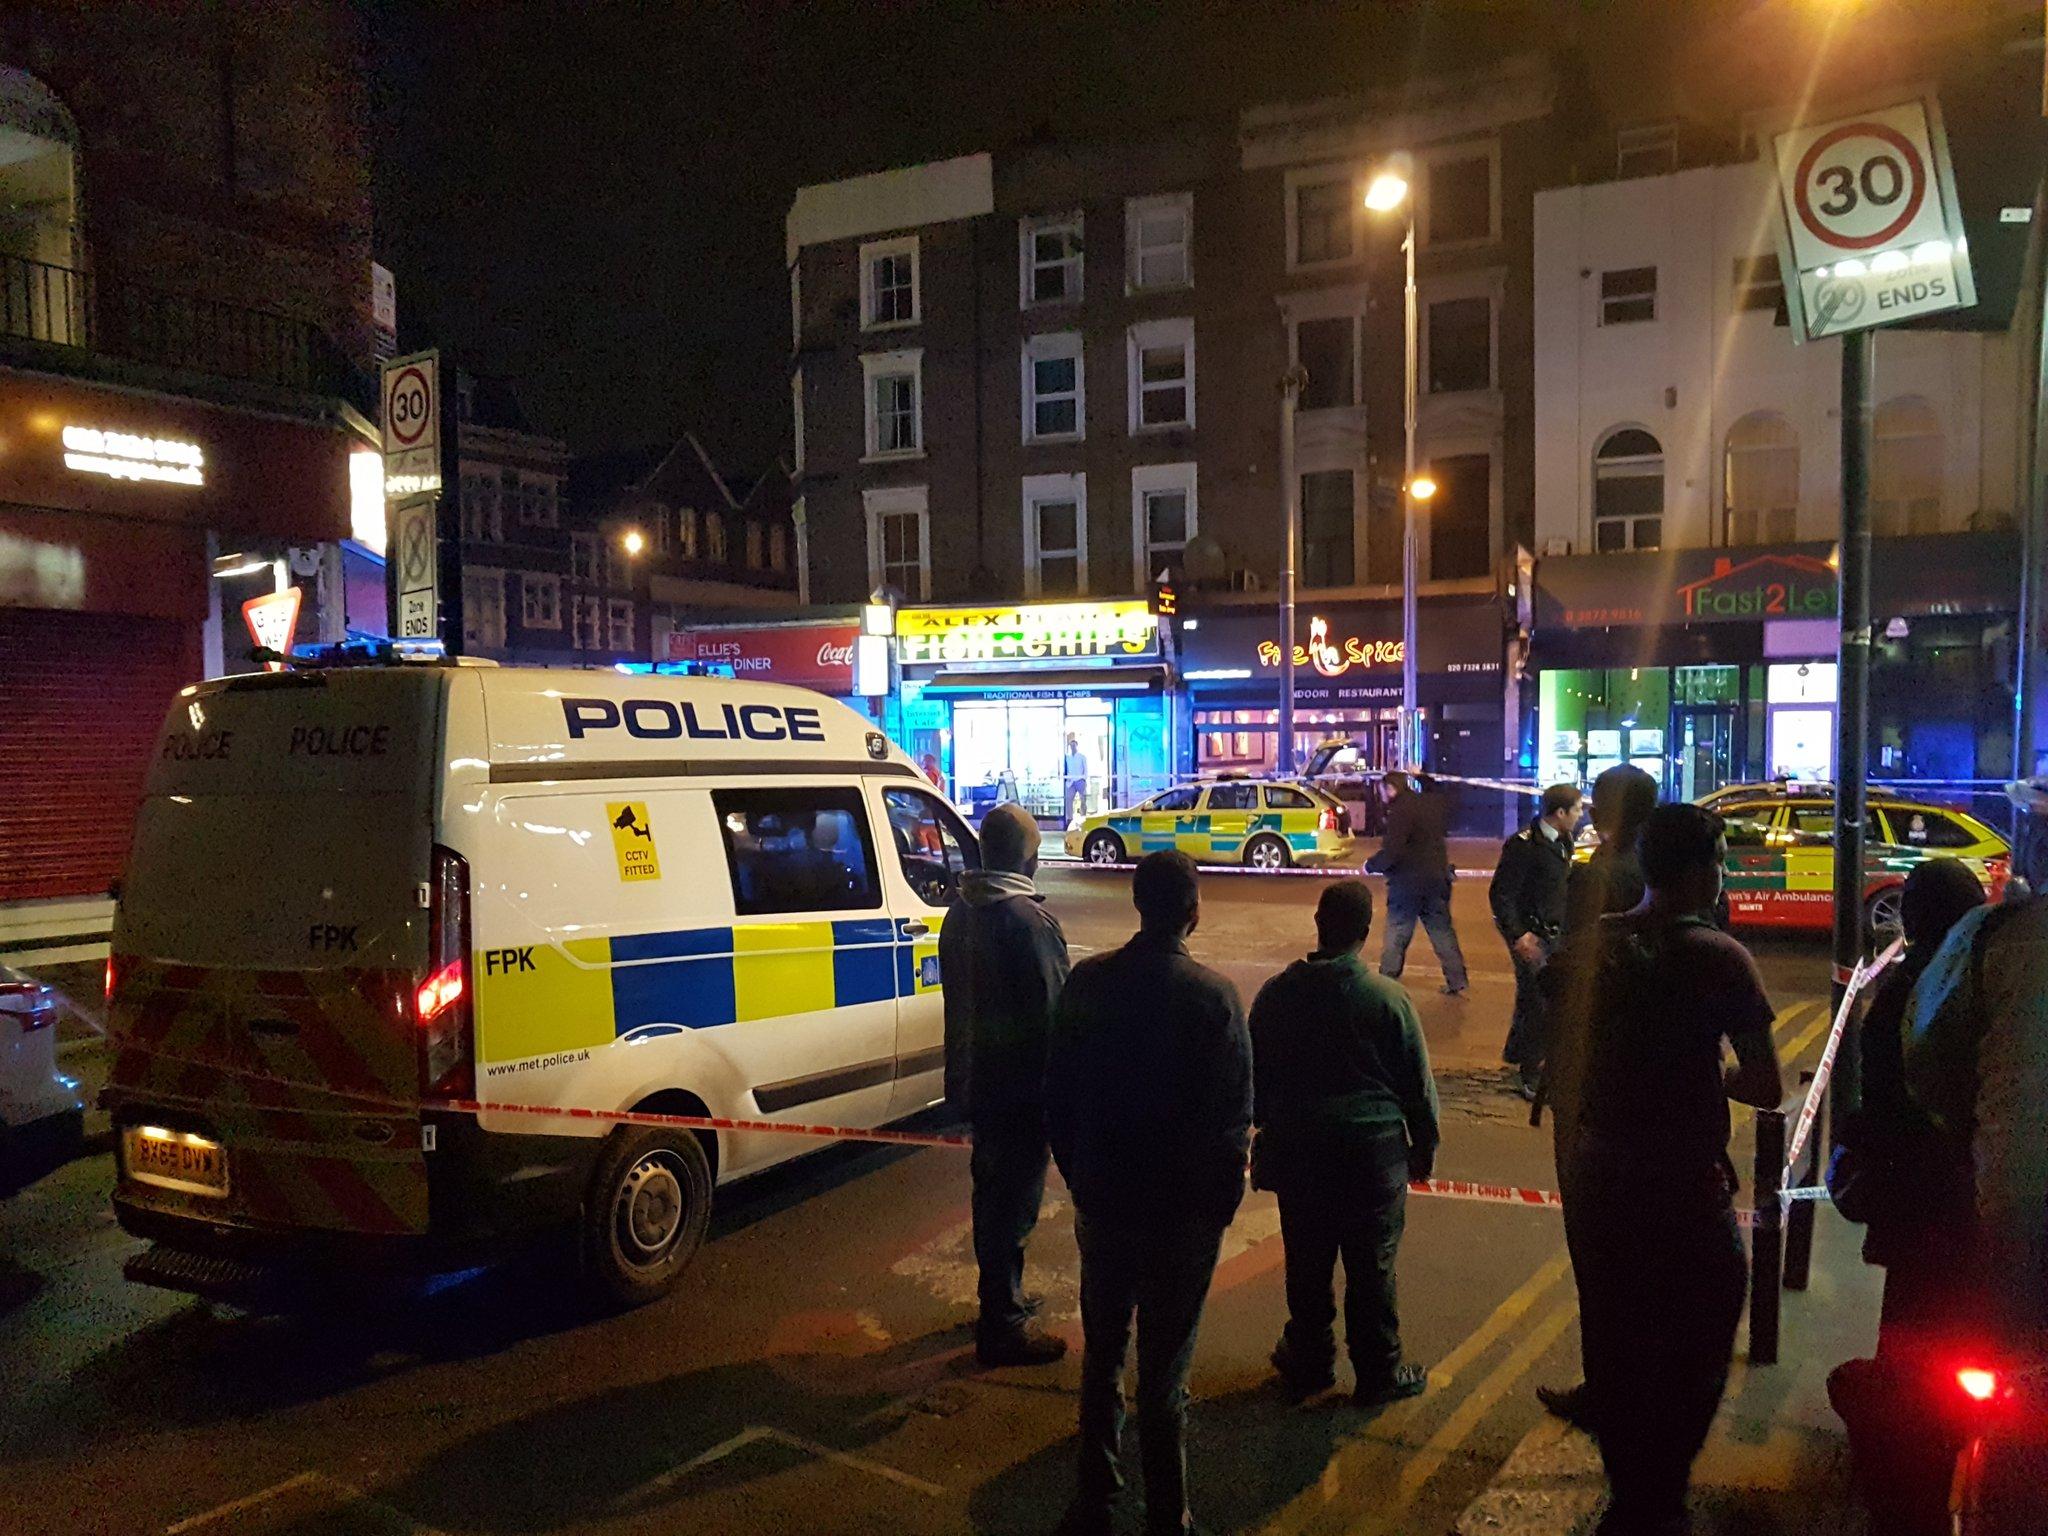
[1279, 367, 1304, 775]
[2018, 181, 2048, 783]
[1401, 217, 1422, 768]
[1750, 1107, 1785, 1366]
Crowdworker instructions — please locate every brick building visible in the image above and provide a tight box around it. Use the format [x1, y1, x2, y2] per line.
[787, 55, 1592, 797]
[0, 7, 379, 954]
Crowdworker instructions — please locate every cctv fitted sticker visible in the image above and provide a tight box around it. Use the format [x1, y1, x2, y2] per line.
[606, 801, 662, 882]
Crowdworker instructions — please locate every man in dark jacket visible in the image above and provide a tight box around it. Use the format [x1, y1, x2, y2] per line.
[1366, 772, 1468, 994]
[939, 801, 1070, 1367]
[1047, 851, 1252, 1536]
[1490, 783, 1583, 1098]
[1252, 879, 1439, 1406]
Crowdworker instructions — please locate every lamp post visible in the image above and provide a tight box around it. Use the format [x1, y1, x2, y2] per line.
[1278, 364, 1307, 775]
[1365, 156, 1427, 769]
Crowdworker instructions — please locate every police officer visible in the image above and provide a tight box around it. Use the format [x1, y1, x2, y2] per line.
[1251, 879, 1439, 1405]
[1490, 783, 1582, 1099]
[938, 802, 1070, 1367]
[1047, 851, 1251, 1536]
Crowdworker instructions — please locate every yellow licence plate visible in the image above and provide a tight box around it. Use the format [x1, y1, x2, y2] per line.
[124, 1127, 229, 1198]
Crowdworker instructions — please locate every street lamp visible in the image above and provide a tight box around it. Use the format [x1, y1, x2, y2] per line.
[621, 528, 646, 557]
[1365, 153, 1425, 769]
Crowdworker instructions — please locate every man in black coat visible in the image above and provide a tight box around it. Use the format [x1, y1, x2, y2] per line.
[1489, 783, 1583, 1098]
[1365, 772, 1468, 994]
[939, 802, 1071, 1367]
[1047, 851, 1252, 1536]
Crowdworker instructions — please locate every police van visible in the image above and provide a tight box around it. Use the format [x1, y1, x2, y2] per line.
[105, 661, 977, 1305]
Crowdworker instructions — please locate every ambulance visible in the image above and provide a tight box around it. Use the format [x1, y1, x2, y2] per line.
[105, 660, 977, 1305]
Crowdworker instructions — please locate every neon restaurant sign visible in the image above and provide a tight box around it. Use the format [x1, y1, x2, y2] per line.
[897, 601, 1161, 665]
[62, 424, 206, 486]
[1257, 615, 1404, 678]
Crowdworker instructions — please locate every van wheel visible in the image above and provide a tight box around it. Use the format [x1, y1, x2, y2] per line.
[1865, 885, 1905, 950]
[582, 1128, 711, 1308]
[1245, 834, 1291, 871]
[1084, 831, 1126, 865]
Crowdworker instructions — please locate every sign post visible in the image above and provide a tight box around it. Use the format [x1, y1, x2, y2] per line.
[380, 349, 460, 651]
[1768, 94, 1974, 1286]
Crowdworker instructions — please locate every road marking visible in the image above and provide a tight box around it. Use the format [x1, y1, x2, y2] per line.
[164, 1474, 329, 1533]
[615, 1423, 944, 1510]
[1253, 1248, 1573, 1536]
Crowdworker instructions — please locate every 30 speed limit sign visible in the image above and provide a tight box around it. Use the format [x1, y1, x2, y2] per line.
[1770, 97, 1974, 342]
[380, 348, 443, 499]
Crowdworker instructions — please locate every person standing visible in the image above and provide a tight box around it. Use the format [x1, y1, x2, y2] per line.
[1047, 851, 1252, 1536]
[938, 801, 1070, 1367]
[1366, 772, 1468, 995]
[1489, 784, 1582, 1099]
[1064, 734, 1090, 824]
[1534, 763, 1657, 1431]
[1251, 879, 1439, 1405]
[1563, 804, 1783, 1536]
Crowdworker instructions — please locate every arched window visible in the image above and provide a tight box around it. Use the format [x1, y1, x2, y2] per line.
[1592, 427, 1663, 552]
[1723, 412, 1799, 546]
[1873, 397, 1942, 536]
[0, 67, 81, 344]
[706, 511, 727, 562]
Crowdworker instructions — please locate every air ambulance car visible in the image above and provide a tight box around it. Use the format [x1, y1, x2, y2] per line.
[105, 661, 976, 1305]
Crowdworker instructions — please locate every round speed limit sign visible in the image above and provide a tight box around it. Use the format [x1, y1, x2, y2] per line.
[1773, 100, 1952, 271]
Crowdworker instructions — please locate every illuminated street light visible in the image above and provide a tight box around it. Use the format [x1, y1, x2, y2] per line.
[621, 528, 646, 556]
[1409, 474, 1438, 503]
[1364, 169, 1411, 212]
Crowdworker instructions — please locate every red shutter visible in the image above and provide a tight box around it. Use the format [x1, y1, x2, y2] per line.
[0, 611, 198, 902]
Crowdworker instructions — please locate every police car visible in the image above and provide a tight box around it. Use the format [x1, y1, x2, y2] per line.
[1062, 778, 1355, 870]
[105, 661, 974, 1306]
[1, 967, 84, 1196]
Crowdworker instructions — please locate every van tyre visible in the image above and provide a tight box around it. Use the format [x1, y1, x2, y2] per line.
[582, 1127, 711, 1308]
[1245, 834, 1292, 871]
[1084, 831, 1126, 866]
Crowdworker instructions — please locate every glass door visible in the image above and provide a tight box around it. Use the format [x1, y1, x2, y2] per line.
[1673, 707, 1737, 803]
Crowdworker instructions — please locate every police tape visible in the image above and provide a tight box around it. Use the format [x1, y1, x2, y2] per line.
[1784, 936, 1903, 1180]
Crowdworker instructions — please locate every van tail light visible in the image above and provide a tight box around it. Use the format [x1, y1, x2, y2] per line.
[416, 845, 473, 1100]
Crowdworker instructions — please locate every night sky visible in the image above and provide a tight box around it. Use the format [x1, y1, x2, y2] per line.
[365, 1, 1552, 476]
[364, 1, 2014, 479]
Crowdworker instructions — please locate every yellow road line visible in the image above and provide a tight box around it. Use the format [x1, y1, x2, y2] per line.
[1367, 1302, 1582, 1534]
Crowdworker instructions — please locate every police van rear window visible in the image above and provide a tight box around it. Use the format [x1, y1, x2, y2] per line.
[145, 671, 440, 799]
[713, 787, 883, 916]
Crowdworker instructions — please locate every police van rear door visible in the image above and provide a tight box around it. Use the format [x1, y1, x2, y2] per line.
[107, 669, 442, 1235]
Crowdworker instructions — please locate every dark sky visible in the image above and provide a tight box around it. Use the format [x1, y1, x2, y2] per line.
[364, 1, 1549, 477]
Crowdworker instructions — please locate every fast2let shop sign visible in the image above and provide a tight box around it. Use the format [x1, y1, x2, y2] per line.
[1769, 97, 1975, 342]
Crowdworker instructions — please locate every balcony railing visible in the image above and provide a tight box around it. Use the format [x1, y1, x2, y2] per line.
[0, 250, 372, 414]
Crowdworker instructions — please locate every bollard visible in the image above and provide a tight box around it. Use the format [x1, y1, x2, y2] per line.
[1750, 1107, 1785, 1366]
[1783, 1077, 1822, 1291]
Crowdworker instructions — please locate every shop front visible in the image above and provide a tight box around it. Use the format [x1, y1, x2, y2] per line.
[1174, 592, 1509, 827]
[665, 619, 863, 696]
[890, 600, 1169, 824]
[0, 370, 362, 912]
[1531, 533, 2019, 800]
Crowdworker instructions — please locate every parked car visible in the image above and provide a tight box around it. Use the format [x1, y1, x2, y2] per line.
[1064, 779, 1355, 870]
[1, 968, 85, 1196]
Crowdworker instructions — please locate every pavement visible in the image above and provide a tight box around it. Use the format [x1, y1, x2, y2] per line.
[0, 854, 1883, 1536]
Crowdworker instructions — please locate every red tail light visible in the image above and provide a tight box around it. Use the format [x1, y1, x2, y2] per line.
[104, 954, 118, 1006]
[1319, 806, 1340, 832]
[1957, 1367, 2001, 1403]
[416, 845, 473, 1099]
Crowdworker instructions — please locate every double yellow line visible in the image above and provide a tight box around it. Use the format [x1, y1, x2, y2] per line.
[1253, 998, 1831, 1536]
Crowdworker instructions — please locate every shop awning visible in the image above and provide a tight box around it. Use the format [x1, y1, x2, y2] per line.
[918, 666, 1165, 695]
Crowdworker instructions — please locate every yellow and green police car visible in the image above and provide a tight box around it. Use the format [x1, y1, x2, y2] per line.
[1063, 779, 1356, 870]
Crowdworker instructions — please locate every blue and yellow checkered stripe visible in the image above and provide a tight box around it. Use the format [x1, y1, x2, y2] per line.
[476, 915, 942, 1064]
[1105, 811, 1320, 857]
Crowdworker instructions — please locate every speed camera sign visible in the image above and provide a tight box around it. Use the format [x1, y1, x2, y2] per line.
[1770, 97, 1974, 342]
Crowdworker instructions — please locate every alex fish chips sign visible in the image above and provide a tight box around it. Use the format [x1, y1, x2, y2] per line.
[896, 601, 1161, 666]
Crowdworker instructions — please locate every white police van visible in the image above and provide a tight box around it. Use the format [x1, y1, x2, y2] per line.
[105, 661, 977, 1305]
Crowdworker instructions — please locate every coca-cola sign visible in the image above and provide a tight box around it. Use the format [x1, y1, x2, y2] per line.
[666, 623, 861, 691]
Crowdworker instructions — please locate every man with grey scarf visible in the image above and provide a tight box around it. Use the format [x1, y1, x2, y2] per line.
[941, 801, 1072, 1366]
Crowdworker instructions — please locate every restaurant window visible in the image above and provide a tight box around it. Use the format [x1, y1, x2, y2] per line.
[1723, 412, 1799, 545]
[1873, 397, 1943, 536]
[1592, 428, 1663, 552]
[1301, 470, 1354, 585]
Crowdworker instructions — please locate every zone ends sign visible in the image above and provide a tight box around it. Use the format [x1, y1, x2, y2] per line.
[1769, 97, 1976, 343]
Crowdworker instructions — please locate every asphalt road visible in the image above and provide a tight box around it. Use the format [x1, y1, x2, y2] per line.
[0, 868, 1842, 1536]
